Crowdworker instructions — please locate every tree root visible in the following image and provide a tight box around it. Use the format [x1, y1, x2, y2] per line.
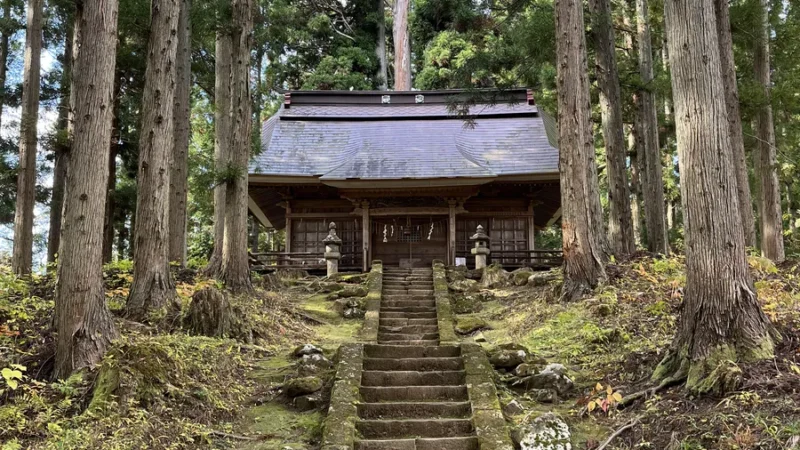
[208, 430, 260, 441]
[596, 417, 641, 450]
[619, 375, 686, 407]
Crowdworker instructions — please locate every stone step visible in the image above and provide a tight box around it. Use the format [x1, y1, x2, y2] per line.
[357, 402, 471, 420]
[380, 306, 437, 313]
[380, 311, 438, 319]
[377, 332, 440, 342]
[382, 277, 434, 283]
[361, 370, 465, 387]
[355, 437, 479, 450]
[378, 325, 439, 335]
[360, 385, 469, 402]
[382, 294, 435, 301]
[381, 301, 436, 309]
[356, 419, 474, 439]
[384, 269, 433, 273]
[364, 345, 460, 359]
[376, 339, 441, 346]
[379, 318, 438, 327]
[363, 357, 464, 372]
[383, 280, 433, 289]
[384, 289, 435, 296]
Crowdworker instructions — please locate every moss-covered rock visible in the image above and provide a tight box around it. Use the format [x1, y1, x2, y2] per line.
[511, 268, 535, 286]
[514, 412, 571, 450]
[452, 293, 484, 314]
[450, 278, 480, 293]
[327, 285, 368, 300]
[481, 263, 509, 288]
[455, 316, 489, 335]
[285, 376, 324, 397]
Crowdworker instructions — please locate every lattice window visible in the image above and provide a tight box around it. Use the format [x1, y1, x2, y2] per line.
[291, 218, 363, 268]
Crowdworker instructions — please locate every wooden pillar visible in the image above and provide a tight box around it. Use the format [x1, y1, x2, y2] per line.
[448, 199, 457, 265]
[361, 200, 370, 272]
[527, 200, 536, 251]
[285, 200, 292, 252]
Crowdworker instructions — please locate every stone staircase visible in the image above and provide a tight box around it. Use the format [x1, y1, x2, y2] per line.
[354, 267, 479, 450]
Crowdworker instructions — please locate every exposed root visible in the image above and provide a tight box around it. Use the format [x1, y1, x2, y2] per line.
[619, 375, 686, 407]
[596, 417, 641, 450]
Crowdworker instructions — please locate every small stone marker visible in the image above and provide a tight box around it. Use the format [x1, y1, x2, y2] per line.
[323, 222, 342, 277]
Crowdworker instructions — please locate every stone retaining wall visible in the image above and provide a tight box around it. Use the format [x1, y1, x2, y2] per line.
[321, 343, 364, 450]
[432, 260, 458, 344]
[359, 260, 383, 342]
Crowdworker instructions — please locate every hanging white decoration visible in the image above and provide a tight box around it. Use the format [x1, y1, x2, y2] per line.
[391, 225, 394, 237]
[428, 222, 434, 240]
[383, 224, 388, 243]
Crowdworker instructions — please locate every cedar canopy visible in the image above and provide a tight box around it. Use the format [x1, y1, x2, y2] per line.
[248, 89, 561, 271]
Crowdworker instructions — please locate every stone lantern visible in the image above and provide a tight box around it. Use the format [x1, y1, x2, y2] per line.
[323, 222, 342, 277]
[470, 224, 491, 269]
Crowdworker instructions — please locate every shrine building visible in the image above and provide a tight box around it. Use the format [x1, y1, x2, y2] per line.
[247, 88, 561, 272]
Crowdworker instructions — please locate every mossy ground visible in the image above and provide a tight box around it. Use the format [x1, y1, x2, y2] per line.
[0, 263, 368, 450]
[455, 255, 800, 449]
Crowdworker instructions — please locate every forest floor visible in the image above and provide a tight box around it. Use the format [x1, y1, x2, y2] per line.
[0, 255, 798, 449]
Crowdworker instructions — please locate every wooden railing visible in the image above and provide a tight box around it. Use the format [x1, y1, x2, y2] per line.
[456, 249, 563, 269]
[249, 251, 362, 272]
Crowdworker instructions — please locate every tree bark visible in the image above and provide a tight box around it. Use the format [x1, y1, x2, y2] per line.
[656, 0, 775, 395]
[392, 0, 411, 90]
[47, 13, 74, 266]
[629, 129, 643, 248]
[53, 0, 120, 380]
[555, 0, 608, 301]
[102, 84, 121, 264]
[634, 0, 669, 255]
[221, 0, 253, 293]
[12, 0, 43, 276]
[375, 0, 387, 90]
[169, 0, 191, 266]
[0, 0, 12, 129]
[714, 0, 757, 249]
[754, 0, 785, 263]
[204, 27, 232, 277]
[589, 0, 636, 258]
[125, 0, 180, 320]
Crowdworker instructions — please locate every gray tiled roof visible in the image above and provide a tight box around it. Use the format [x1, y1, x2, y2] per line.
[249, 91, 559, 181]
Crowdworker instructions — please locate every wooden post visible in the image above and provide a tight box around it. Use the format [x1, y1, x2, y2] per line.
[527, 200, 536, 251]
[285, 200, 292, 252]
[361, 200, 370, 272]
[448, 199, 457, 265]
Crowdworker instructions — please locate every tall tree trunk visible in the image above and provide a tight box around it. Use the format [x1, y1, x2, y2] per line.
[634, 0, 669, 255]
[12, 0, 43, 276]
[47, 13, 74, 266]
[715, 0, 757, 249]
[656, 0, 775, 395]
[102, 95, 119, 264]
[786, 183, 795, 236]
[589, 0, 636, 258]
[53, 0, 120, 380]
[221, 0, 253, 293]
[754, 0, 785, 263]
[629, 128, 643, 248]
[0, 0, 12, 129]
[203, 29, 232, 277]
[169, 0, 191, 266]
[392, 0, 411, 90]
[376, 0, 387, 90]
[555, 0, 608, 302]
[125, 0, 180, 320]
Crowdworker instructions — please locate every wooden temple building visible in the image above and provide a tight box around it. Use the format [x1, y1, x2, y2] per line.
[247, 89, 562, 271]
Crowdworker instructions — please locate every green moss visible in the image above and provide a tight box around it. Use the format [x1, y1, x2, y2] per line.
[87, 365, 120, 414]
[456, 316, 489, 335]
[242, 402, 323, 448]
[300, 294, 341, 324]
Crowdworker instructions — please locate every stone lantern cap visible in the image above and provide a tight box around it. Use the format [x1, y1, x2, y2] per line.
[469, 225, 490, 243]
[323, 222, 342, 244]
